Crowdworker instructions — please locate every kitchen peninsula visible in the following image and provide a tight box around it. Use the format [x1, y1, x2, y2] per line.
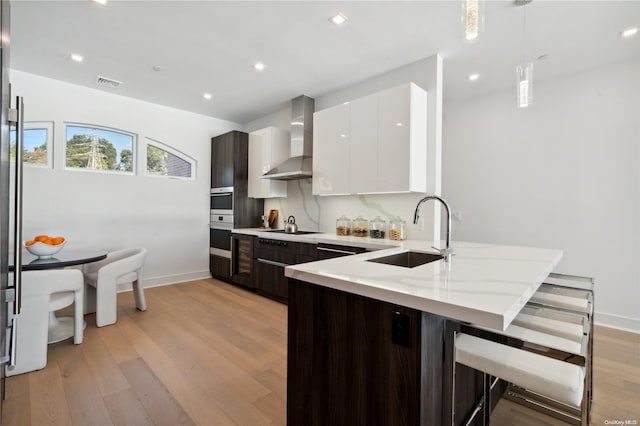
[283, 239, 563, 425]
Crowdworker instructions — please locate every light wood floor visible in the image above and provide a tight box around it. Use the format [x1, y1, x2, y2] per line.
[2, 279, 639, 425]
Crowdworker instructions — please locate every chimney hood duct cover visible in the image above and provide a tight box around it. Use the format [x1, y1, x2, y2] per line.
[261, 95, 314, 180]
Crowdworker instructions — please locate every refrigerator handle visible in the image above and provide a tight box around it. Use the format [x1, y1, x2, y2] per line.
[8, 96, 24, 315]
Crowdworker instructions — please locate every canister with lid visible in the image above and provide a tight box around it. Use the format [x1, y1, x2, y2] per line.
[336, 215, 352, 236]
[389, 217, 406, 241]
[369, 216, 386, 239]
[352, 215, 369, 237]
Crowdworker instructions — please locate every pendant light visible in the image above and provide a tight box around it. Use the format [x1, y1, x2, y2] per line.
[516, 0, 533, 108]
[516, 63, 533, 108]
[462, 0, 485, 43]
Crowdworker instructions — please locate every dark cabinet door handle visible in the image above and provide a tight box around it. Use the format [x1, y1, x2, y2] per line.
[256, 258, 289, 268]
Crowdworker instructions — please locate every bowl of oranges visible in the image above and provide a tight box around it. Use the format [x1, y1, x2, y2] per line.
[24, 235, 66, 258]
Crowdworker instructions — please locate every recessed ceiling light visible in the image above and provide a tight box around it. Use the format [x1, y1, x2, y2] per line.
[70, 53, 84, 63]
[253, 62, 266, 71]
[621, 27, 638, 39]
[468, 73, 480, 81]
[203, 93, 212, 100]
[329, 12, 348, 26]
[92, 0, 107, 5]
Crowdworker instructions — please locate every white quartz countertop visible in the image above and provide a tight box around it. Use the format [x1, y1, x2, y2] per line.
[284, 240, 563, 331]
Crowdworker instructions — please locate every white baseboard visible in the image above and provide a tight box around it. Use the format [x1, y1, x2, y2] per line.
[595, 311, 640, 334]
[116, 270, 211, 292]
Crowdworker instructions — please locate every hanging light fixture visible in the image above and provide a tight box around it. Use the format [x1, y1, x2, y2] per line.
[516, 63, 533, 108]
[462, 0, 485, 43]
[515, 0, 533, 108]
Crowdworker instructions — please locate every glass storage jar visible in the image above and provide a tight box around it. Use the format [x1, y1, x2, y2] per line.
[352, 215, 369, 237]
[389, 217, 406, 241]
[369, 216, 386, 239]
[336, 215, 352, 236]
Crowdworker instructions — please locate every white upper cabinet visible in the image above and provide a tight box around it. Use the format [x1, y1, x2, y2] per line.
[377, 83, 427, 193]
[312, 103, 351, 195]
[349, 93, 379, 194]
[312, 82, 427, 195]
[248, 127, 290, 198]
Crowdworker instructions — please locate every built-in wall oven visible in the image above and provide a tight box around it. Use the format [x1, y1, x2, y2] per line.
[210, 187, 233, 259]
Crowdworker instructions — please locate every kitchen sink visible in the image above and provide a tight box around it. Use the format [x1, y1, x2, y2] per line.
[366, 251, 443, 268]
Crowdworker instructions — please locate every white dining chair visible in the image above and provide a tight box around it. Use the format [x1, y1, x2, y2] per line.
[83, 247, 147, 327]
[7, 269, 84, 377]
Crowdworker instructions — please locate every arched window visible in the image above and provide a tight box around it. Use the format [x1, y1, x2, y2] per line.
[65, 123, 136, 174]
[146, 138, 195, 180]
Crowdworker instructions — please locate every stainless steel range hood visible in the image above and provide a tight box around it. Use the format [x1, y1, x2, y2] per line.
[261, 95, 314, 180]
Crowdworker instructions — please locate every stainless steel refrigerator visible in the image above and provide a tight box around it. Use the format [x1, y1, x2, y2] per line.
[1, 0, 23, 416]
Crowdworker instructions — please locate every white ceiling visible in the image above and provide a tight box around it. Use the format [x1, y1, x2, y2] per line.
[9, 0, 640, 124]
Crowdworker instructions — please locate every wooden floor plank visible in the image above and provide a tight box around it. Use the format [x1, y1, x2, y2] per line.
[80, 325, 131, 397]
[96, 323, 141, 365]
[253, 392, 286, 426]
[116, 321, 237, 426]
[2, 372, 31, 426]
[135, 310, 272, 403]
[103, 388, 154, 426]
[2, 279, 638, 426]
[119, 357, 194, 426]
[27, 365, 73, 426]
[51, 339, 115, 425]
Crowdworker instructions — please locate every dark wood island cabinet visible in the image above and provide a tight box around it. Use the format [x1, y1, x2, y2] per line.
[287, 278, 448, 426]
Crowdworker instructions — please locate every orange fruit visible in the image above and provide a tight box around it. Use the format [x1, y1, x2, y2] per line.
[52, 237, 65, 245]
[34, 235, 49, 242]
[25, 240, 36, 246]
[43, 238, 55, 245]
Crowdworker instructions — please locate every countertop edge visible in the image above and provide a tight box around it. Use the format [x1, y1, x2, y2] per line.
[284, 245, 563, 331]
[232, 228, 397, 250]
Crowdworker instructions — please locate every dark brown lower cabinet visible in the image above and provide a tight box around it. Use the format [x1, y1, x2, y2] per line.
[209, 254, 230, 282]
[287, 278, 446, 426]
[254, 258, 287, 302]
[253, 238, 317, 303]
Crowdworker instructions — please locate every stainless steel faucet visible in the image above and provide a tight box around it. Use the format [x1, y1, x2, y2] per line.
[413, 195, 453, 262]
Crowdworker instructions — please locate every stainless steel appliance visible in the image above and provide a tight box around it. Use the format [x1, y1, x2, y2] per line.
[1, 1, 23, 406]
[210, 186, 233, 213]
[210, 187, 233, 258]
[261, 95, 314, 180]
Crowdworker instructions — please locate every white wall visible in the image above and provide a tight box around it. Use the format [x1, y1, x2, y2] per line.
[12, 71, 240, 289]
[443, 59, 640, 332]
[243, 55, 444, 241]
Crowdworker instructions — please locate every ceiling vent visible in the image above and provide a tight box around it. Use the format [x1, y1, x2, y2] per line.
[94, 75, 123, 89]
